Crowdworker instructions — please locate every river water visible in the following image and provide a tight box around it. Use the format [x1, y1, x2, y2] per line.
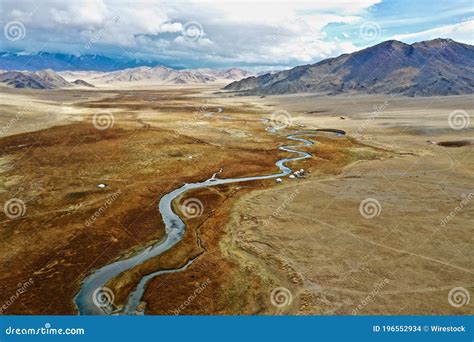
[74, 128, 344, 315]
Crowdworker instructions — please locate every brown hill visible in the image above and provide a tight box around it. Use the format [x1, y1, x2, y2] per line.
[224, 39, 474, 96]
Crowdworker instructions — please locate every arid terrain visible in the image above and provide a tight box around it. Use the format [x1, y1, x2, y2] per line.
[0, 85, 472, 315]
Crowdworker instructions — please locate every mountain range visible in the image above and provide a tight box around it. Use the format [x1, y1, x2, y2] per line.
[1, 39, 473, 95]
[84, 66, 253, 85]
[0, 52, 176, 72]
[0, 69, 93, 89]
[0, 67, 254, 89]
[225, 39, 474, 96]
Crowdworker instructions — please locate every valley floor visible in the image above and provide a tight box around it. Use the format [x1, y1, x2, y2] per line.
[0, 86, 472, 315]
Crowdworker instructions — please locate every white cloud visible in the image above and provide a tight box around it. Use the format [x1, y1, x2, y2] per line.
[10, 0, 471, 69]
[49, 1, 107, 26]
[159, 22, 183, 33]
[393, 20, 474, 45]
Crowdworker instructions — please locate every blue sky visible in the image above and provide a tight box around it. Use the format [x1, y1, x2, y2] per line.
[1, 0, 473, 70]
[322, 0, 473, 46]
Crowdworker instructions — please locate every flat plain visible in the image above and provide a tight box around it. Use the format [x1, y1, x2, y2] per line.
[0, 85, 472, 315]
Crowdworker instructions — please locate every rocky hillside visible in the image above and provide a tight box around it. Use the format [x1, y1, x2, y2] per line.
[224, 39, 474, 96]
[0, 67, 253, 88]
[0, 70, 72, 89]
[91, 66, 253, 85]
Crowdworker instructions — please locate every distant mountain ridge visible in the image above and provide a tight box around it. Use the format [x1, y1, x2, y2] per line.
[224, 38, 474, 96]
[89, 66, 254, 85]
[91, 66, 213, 84]
[0, 69, 85, 89]
[0, 52, 177, 72]
[0, 67, 254, 88]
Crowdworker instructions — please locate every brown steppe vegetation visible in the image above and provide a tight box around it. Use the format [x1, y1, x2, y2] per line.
[0, 86, 289, 313]
[0, 87, 472, 315]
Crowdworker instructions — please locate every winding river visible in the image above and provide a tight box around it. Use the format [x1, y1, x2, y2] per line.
[74, 127, 345, 315]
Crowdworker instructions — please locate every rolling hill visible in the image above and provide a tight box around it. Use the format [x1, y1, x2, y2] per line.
[0, 66, 254, 88]
[0, 70, 73, 89]
[89, 66, 253, 85]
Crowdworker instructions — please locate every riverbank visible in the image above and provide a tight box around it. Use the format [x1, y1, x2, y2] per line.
[0, 87, 471, 315]
[219, 93, 474, 315]
[126, 132, 386, 314]
[0, 86, 285, 314]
